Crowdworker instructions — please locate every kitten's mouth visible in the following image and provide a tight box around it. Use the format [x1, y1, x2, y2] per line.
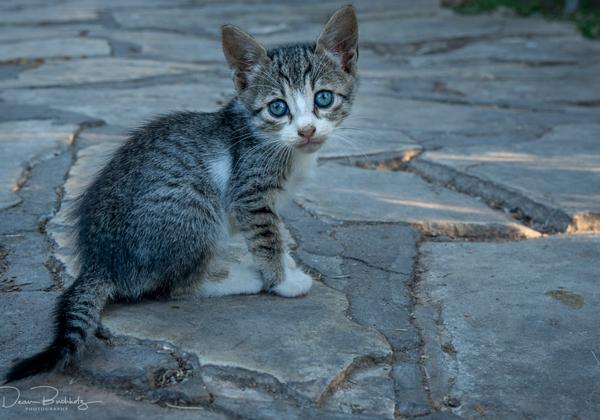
[296, 137, 325, 153]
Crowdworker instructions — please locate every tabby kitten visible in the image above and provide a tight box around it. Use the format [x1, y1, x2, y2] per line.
[6, 5, 358, 382]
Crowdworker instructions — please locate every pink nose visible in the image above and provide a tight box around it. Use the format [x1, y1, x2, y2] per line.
[298, 125, 316, 139]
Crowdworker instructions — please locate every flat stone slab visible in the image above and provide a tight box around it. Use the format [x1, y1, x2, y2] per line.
[360, 13, 576, 45]
[2, 81, 230, 127]
[416, 234, 600, 419]
[0, 4, 97, 24]
[324, 365, 395, 418]
[0, 291, 57, 380]
[296, 162, 540, 239]
[0, 378, 224, 419]
[346, 93, 595, 151]
[0, 38, 110, 62]
[0, 58, 213, 88]
[0, 120, 77, 210]
[103, 282, 391, 401]
[413, 124, 600, 232]
[91, 29, 224, 63]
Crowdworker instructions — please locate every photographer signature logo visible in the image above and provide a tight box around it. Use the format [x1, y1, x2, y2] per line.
[0, 385, 102, 412]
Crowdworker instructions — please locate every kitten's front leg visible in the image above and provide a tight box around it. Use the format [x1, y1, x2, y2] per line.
[236, 206, 312, 297]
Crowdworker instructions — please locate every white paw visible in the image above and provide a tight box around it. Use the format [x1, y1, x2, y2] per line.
[272, 266, 313, 298]
[198, 264, 262, 297]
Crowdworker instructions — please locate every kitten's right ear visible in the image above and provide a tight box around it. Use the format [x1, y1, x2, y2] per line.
[222, 25, 270, 91]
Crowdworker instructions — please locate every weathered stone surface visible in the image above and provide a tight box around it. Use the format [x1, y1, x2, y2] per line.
[412, 124, 600, 232]
[0, 3, 97, 24]
[320, 127, 419, 161]
[0, 120, 77, 210]
[0, 58, 214, 88]
[102, 282, 391, 402]
[324, 365, 395, 418]
[2, 82, 230, 127]
[347, 94, 594, 151]
[296, 162, 539, 239]
[0, 25, 103, 43]
[416, 235, 600, 419]
[360, 13, 576, 46]
[93, 30, 224, 62]
[392, 361, 432, 416]
[0, 38, 110, 61]
[0, 291, 56, 380]
[0, 379, 225, 419]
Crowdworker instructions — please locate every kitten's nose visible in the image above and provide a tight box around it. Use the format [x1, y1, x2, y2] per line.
[297, 125, 316, 139]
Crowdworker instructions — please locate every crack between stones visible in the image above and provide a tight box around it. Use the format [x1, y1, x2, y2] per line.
[316, 354, 393, 408]
[406, 156, 572, 234]
[342, 255, 410, 276]
[321, 147, 423, 170]
[406, 239, 441, 415]
[41, 120, 105, 290]
[346, 146, 550, 239]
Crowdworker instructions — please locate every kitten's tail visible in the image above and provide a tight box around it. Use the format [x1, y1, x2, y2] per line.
[4, 270, 114, 383]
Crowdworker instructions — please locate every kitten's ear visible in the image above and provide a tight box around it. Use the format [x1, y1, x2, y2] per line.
[222, 25, 270, 90]
[316, 5, 358, 75]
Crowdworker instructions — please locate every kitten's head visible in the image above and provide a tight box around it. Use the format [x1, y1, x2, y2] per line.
[222, 5, 358, 153]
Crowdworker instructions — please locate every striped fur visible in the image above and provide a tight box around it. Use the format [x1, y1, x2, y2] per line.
[5, 6, 358, 382]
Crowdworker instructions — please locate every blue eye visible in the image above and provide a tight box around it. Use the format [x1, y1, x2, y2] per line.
[314, 90, 334, 109]
[268, 99, 288, 118]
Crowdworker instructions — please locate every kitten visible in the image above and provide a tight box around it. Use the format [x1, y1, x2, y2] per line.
[5, 5, 358, 382]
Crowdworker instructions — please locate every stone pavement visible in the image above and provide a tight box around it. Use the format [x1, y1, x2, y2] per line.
[0, 0, 599, 418]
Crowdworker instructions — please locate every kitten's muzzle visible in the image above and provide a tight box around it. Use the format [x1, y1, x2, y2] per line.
[295, 136, 325, 153]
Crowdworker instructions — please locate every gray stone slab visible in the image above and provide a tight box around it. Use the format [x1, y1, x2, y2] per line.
[102, 282, 391, 402]
[0, 38, 110, 62]
[416, 234, 600, 419]
[2, 81, 230, 127]
[0, 24, 102, 43]
[296, 162, 540, 239]
[0, 3, 97, 24]
[324, 365, 395, 418]
[0, 378, 224, 419]
[360, 13, 576, 46]
[91, 29, 224, 62]
[348, 94, 594, 149]
[0, 120, 77, 210]
[112, 1, 423, 38]
[0, 291, 57, 380]
[413, 124, 600, 232]
[0, 58, 213, 88]
[320, 125, 419, 161]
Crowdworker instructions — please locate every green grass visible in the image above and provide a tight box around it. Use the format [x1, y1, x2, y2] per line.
[450, 0, 600, 39]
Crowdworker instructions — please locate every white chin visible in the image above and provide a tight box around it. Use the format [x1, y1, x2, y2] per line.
[295, 141, 325, 153]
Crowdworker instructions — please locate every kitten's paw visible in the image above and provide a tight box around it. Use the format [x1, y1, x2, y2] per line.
[272, 267, 313, 298]
[198, 264, 262, 297]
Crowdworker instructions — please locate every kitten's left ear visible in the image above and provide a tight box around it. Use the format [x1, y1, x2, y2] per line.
[222, 25, 270, 91]
[316, 5, 359, 75]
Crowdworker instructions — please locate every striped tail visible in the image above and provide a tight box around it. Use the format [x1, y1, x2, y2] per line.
[4, 271, 113, 383]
